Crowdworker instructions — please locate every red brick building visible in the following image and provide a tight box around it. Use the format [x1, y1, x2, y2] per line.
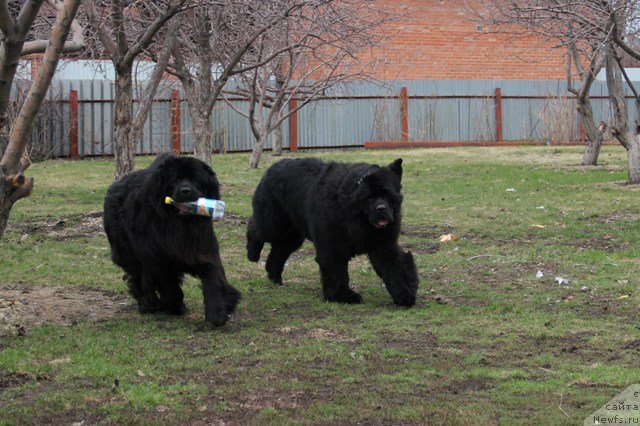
[369, 0, 566, 80]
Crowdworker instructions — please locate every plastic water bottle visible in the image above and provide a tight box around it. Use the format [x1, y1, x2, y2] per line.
[164, 197, 226, 219]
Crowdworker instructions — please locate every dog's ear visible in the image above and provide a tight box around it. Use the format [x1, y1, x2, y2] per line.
[203, 164, 221, 200]
[149, 152, 177, 170]
[388, 158, 403, 180]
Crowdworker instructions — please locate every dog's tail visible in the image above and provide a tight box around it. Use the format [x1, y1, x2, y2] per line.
[246, 216, 265, 262]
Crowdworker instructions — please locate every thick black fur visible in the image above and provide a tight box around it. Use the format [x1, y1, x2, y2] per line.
[247, 157, 418, 306]
[103, 153, 240, 326]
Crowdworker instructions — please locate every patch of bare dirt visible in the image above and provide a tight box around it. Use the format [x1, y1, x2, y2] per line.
[378, 329, 438, 351]
[0, 285, 132, 337]
[6, 211, 104, 241]
[274, 326, 357, 343]
[564, 164, 624, 172]
[401, 224, 457, 240]
[188, 387, 334, 426]
[289, 247, 315, 260]
[0, 371, 50, 388]
[623, 340, 640, 351]
[6, 211, 249, 243]
[445, 377, 493, 395]
[597, 181, 640, 191]
[219, 212, 248, 227]
[402, 241, 440, 255]
[564, 236, 629, 252]
[580, 211, 640, 224]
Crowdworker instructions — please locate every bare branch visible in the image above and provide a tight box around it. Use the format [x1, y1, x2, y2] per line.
[0, 1, 15, 35]
[83, 0, 117, 56]
[123, 1, 185, 65]
[2, 0, 82, 176]
[16, 0, 46, 37]
[132, 17, 181, 139]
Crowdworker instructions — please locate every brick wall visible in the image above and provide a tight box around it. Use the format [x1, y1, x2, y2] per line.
[369, 0, 566, 80]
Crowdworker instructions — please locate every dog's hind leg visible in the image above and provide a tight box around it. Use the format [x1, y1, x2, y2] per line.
[137, 268, 162, 313]
[246, 216, 265, 262]
[123, 272, 142, 299]
[316, 253, 363, 304]
[156, 271, 186, 315]
[265, 233, 304, 285]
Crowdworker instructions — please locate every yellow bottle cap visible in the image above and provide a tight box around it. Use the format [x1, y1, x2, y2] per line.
[164, 196, 172, 204]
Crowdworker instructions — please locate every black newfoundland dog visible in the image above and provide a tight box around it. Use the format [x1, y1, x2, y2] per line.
[247, 157, 418, 306]
[103, 153, 240, 326]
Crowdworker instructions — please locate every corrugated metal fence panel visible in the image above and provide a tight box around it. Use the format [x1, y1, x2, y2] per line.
[51, 80, 69, 157]
[19, 78, 640, 157]
[180, 97, 193, 154]
[226, 100, 253, 152]
[298, 99, 358, 147]
[369, 97, 401, 141]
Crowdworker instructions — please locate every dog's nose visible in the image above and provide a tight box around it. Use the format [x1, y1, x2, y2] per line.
[180, 186, 192, 196]
[376, 204, 387, 213]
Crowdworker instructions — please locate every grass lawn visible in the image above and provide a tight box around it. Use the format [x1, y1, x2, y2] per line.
[1, 146, 639, 424]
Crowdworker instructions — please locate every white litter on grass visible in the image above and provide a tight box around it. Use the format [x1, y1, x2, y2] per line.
[555, 276, 570, 286]
[581, 286, 589, 292]
[536, 270, 545, 278]
[536, 205, 545, 210]
[506, 188, 517, 192]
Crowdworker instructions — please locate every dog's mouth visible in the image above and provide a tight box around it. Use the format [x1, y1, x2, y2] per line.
[373, 219, 390, 229]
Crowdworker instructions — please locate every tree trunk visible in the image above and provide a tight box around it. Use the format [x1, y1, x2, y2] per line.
[249, 135, 266, 169]
[577, 98, 603, 166]
[216, 131, 227, 155]
[628, 135, 640, 184]
[191, 109, 213, 164]
[0, 0, 80, 237]
[113, 66, 136, 180]
[628, 99, 640, 184]
[272, 123, 283, 156]
[606, 51, 629, 149]
[271, 68, 285, 157]
[0, 41, 25, 131]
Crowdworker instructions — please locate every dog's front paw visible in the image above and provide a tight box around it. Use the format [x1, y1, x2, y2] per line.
[268, 275, 284, 286]
[393, 293, 416, 307]
[205, 302, 231, 327]
[329, 289, 363, 304]
[163, 301, 187, 316]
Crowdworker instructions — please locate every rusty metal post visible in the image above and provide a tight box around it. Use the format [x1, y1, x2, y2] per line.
[289, 98, 298, 152]
[495, 87, 503, 142]
[69, 89, 79, 158]
[400, 87, 409, 142]
[171, 90, 181, 153]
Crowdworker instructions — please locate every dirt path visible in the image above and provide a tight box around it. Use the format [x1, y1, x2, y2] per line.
[0, 285, 132, 337]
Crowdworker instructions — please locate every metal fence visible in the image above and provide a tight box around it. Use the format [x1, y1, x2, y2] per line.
[11, 79, 637, 158]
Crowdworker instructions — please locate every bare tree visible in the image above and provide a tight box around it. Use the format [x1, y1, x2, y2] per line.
[470, 0, 613, 165]
[566, 42, 606, 165]
[0, 0, 84, 130]
[224, 0, 392, 169]
[82, 0, 188, 179]
[166, 1, 319, 164]
[602, 1, 640, 183]
[472, 0, 640, 182]
[0, 0, 84, 237]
